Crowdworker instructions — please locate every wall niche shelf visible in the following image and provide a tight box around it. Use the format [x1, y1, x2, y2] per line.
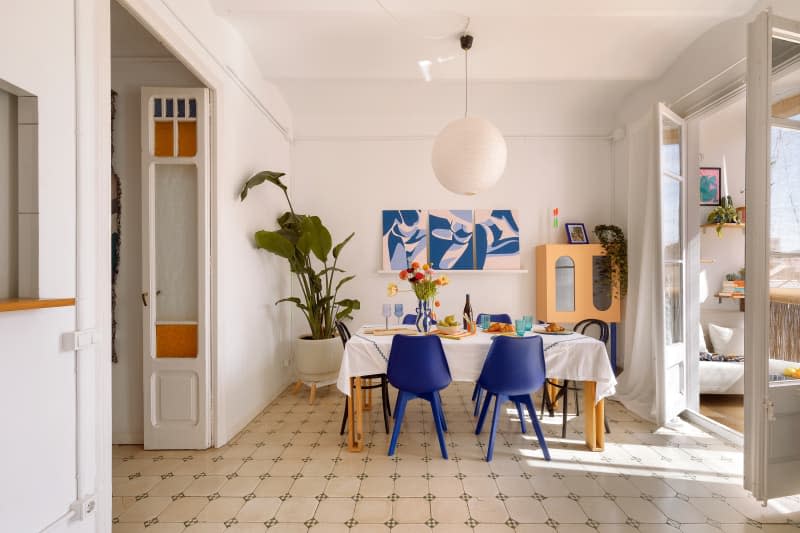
[377, 269, 528, 275]
[0, 298, 76, 313]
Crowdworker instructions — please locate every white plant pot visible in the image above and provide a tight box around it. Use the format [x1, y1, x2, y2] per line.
[294, 335, 343, 384]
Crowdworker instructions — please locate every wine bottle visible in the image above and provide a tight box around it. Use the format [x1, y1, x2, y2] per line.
[463, 294, 473, 330]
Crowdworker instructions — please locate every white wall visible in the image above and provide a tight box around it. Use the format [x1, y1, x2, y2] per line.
[0, 1, 80, 531]
[287, 80, 618, 334]
[0, 89, 16, 298]
[120, 0, 295, 445]
[110, 57, 202, 444]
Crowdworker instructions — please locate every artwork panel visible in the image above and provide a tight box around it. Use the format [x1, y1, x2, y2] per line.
[474, 209, 521, 270]
[429, 209, 474, 270]
[382, 210, 427, 270]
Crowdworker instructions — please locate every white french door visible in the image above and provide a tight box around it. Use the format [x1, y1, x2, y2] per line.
[655, 103, 688, 426]
[745, 11, 800, 502]
[141, 87, 211, 449]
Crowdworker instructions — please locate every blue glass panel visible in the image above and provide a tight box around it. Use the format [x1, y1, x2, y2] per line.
[154, 98, 162, 117]
[166, 98, 174, 117]
[189, 99, 197, 118]
[177, 99, 185, 117]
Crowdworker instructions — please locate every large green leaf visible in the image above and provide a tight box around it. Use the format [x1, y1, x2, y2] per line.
[332, 232, 355, 259]
[335, 275, 356, 293]
[254, 230, 295, 259]
[239, 171, 286, 201]
[275, 297, 308, 311]
[300, 216, 332, 263]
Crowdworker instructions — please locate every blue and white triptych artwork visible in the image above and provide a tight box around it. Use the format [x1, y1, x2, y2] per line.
[382, 209, 520, 270]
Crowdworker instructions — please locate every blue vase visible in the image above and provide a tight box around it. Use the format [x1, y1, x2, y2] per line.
[415, 299, 434, 333]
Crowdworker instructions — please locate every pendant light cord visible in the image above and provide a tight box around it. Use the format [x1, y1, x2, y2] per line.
[464, 46, 469, 118]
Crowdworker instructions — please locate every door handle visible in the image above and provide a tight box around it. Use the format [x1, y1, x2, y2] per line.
[141, 290, 162, 306]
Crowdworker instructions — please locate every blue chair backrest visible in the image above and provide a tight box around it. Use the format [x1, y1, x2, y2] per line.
[387, 335, 452, 393]
[477, 335, 546, 396]
[476, 313, 512, 324]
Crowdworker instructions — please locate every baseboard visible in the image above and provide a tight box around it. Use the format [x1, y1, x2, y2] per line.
[680, 409, 743, 447]
[113, 431, 143, 445]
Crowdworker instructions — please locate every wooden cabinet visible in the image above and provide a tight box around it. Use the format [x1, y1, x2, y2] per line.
[535, 244, 621, 324]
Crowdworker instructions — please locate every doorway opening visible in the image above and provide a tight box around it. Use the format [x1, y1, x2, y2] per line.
[693, 95, 747, 433]
[111, 0, 212, 449]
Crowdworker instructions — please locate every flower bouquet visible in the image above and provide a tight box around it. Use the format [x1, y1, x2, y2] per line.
[387, 262, 449, 333]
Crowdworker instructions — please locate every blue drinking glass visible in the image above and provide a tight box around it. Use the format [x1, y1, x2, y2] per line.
[524, 315, 533, 331]
[515, 319, 526, 337]
[480, 314, 491, 330]
[394, 303, 404, 326]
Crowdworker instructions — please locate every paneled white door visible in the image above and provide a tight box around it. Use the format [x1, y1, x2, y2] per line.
[744, 11, 800, 502]
[141, 87, 210, 449]
[655, 103, 688, 426]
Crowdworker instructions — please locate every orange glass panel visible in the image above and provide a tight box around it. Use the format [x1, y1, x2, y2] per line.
[178, 122, 197, 157]
[154, 121, 174, 157]
[156, 323, 197, 357]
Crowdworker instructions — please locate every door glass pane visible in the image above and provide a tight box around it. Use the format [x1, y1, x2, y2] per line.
[592, 255, 612, 311]
[769, 125, 800, 380]
[555, 256, 575, 312]
[154, 164, 198, 358]
[662, 116, 682, 176]
[664, 262, 683, 345]
[662, 176, 682, 261]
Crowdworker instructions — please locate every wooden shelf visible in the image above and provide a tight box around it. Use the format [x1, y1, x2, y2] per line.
[377, 269, 528, 275]
[715, 293, 745, 312]
[0, 298, 76, 313]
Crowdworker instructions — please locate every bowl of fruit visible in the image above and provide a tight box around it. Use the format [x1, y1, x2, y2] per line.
[437, 315, 461, 335]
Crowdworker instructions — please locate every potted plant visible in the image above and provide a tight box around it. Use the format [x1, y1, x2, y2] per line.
[707, 195, 741, 235]
[594, 224, 628, 299]
[240, 171, 360, 391]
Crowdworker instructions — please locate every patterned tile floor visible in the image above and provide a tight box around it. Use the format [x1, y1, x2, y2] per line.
[113, 382, 800, 532]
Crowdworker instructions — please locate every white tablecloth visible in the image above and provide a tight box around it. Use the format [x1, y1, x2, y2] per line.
[337, 326, 617, 405]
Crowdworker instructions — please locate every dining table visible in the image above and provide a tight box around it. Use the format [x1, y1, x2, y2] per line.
[337, 325, 617, 453]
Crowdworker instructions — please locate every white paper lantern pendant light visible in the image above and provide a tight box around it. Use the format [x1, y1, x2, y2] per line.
[432, 33, 507, 195]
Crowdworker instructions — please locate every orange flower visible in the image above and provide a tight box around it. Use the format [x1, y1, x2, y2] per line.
[398, 270, 408, 280]
[434, 300, 441, 307]
[438, 275, 450, 286]
[411, 261, 420, 269]
[422, 263, 430, 271]
[434, 278, 442, 286]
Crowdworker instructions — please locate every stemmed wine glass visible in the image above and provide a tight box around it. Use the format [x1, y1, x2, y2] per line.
[394, 303, 404, 327]
[382, 304, 392, 330]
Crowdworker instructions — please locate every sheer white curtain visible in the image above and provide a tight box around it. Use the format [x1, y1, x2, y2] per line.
[612, 111, 661, 422]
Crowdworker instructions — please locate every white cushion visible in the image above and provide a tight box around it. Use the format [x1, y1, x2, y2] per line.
[708, 323, 745, 356]
[698, 324, 709, 353]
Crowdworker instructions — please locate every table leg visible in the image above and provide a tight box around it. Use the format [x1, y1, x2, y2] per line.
[582, 381, 604, 451]
[347, 377, 364, 452]
[546, 380, 560, 411]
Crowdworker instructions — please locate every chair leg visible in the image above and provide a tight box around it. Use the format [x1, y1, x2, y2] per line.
[473, 387, 483, 417]
[521, 394, 551, 461]
[471, 382, 480, 401]
[574, 385, 580, 417]
[382, 377, 392, 417]
[486, 394, 505, 462]
[380, 379, 391, 434]
[561, 380, 569, 439]
[475, 391, 493, 435]
[430, 392, 448, 459]
[514, 399, 526, 433]
[436, 391, 448, 432]
[388, 391, 410, 456]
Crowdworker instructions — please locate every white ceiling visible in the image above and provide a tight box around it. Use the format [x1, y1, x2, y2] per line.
[211, 0, 757, 82]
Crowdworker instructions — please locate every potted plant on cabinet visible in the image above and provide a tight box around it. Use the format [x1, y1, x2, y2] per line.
[240, 171, 360, 402]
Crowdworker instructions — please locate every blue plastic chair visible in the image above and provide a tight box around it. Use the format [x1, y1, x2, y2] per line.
[472, 313, 513, 414]
[403, 313, 437, 326]
[474, 335, 551, 462]
[387, 335, 452, 459]
[475, 313, 512, 325]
